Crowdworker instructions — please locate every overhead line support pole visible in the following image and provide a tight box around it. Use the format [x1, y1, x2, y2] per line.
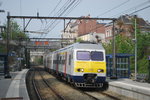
[111, 19, 117, 79]
[134, 15, 137, 81]
[5, 12, 11, 78]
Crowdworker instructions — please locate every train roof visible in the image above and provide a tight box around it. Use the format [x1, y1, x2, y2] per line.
[65, 42, 105, 50]
[53, 42, 105, 53]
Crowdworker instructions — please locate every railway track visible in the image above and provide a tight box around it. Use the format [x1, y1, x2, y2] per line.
[75, 86, 121, 100]
[32, 70, 42, 100]
[32, 68, 65, 100]
[26, 66, 134, 100]
[83, 91, 121, 100]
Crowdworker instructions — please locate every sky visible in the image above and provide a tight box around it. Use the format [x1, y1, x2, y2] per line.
[0, 0, 150, 38]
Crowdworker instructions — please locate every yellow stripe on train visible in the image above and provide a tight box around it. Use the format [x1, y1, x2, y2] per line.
[74, 61, 106, 73]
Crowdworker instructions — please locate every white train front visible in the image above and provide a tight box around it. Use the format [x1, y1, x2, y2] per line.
[44, 42, 108, 89]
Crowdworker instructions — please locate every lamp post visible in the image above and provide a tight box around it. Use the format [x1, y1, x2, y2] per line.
[5, 12, 11, 78]
[134, 15, 137, 81]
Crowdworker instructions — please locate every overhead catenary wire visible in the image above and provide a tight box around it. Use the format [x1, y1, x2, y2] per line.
[88, 0, 150, 35]
[44, 0, 77, 32]
[34, 0, 82, 38]
[111, 0, 150, 17]
[35, 0, 71, 38]
[76, 0, 131, 39]
[48, 0, 62, 16]
[35, 0, 150, 39]
[41, 0, 82, 38]
[44, 0, 72, 29]
[129, 5, 150, 15]
[45, 0, 81, 33]
[97, 0, 130, 17]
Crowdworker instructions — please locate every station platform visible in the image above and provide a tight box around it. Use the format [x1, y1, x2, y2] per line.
[0, 69, 29, 100]
[108, 78, 150, 100]
[1, 69, 150, 100]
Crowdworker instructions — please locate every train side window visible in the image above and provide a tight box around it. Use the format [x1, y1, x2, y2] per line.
[69, 55, 71, 65]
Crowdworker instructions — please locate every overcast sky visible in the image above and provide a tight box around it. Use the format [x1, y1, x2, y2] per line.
[0, 0, 150, 38]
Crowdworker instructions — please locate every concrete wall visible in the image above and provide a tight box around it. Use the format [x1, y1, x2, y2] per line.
[108, 80, 150, 100]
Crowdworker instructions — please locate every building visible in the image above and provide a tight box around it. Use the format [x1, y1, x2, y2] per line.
[105, 23, 113, 43]
[104, 15, 150, 43]
[61, 21, 79, 39]
[61, 15, 106, 43]
[61, 14, 150, 44]
[78, 15, 105, 36]
[78, 32, 105, 43]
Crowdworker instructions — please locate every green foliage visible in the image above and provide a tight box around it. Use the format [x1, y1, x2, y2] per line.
[0, 45, 6, 53]
[137, 56, 149, 73]
[76, 38, 85, 42]
[1, 20, 28, 40]
[103, 32, 150, 74]
[137, 32, 150, 58]
[103, 34, 134, 54]
[103, 42, 112, 54]
[34, 56, 43, 65]
[115, 34, 134, 53]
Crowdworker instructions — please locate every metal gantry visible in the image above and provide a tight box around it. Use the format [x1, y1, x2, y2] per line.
[6, 13, 117, 78]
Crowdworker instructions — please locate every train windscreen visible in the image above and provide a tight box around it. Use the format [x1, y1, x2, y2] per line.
[77, 51, 104, 61]
[91, 51, 104, 61]
[77, 51, 90, 60]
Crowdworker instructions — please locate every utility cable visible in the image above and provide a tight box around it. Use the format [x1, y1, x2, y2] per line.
[44, 0, 80, 34]
[129, 5, 150, 15]
[42, 0, 82, 38]
[48, 0, 62, 16]
[97, 0, 130, 17]
[111, 0, 150, 17]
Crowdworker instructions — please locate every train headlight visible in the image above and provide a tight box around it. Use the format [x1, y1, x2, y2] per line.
[77, 68, 84, 72]
[81, 68, 84, 72]
[97, 69, 104, 73]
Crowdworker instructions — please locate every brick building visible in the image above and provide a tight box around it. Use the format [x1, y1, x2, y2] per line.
[104, 15, 150, 43]
[61, 14, 150, 44]
[61, 15, 106, 43]
[78, 15, 105, 36]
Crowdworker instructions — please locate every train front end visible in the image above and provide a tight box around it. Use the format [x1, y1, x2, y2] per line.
[72, 44, 108, 89]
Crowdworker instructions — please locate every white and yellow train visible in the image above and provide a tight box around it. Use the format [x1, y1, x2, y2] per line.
[44, 42, 108, 89]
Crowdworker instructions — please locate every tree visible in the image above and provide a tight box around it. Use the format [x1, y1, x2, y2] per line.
[1, 20, 28, 40]
[103, 32, 150, 73]
[103, 34, 134, 54]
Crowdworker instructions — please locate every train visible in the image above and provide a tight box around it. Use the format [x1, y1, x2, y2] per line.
[44, 42, 108, 89]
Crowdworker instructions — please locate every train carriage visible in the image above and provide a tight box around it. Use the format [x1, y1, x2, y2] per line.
[45, 42, 108, 89]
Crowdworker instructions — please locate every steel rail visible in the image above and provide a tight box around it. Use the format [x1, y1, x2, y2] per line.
[32, 69, 43, 100]
[38, 69, 65, 100]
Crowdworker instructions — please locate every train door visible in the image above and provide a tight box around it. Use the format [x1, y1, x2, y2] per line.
[56, 53, 59, 74]
[50, 54, 54, 72]
[63, 52, 67, 77]
[66, 49, 74, 75]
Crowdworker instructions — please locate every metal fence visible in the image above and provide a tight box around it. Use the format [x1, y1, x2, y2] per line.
[106, 53, 134, 78]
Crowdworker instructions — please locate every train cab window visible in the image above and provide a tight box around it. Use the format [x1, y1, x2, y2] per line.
[91, 51, 104, 61]
[77, 51, 90, 60]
